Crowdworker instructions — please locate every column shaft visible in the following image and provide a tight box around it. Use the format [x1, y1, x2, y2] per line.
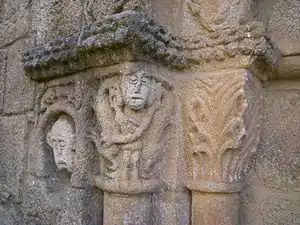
[103, 192, 152, 225]
[191, 191, 240, 225]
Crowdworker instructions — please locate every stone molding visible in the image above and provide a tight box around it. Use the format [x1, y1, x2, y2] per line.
[22, 11, 185, 81]
[22, 11, 276, 82]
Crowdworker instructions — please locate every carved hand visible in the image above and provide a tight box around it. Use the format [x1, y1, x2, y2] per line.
[101, 135, 115, 148]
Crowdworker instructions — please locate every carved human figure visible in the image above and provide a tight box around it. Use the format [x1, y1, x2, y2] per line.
[47, 115, 76, 173]
[93, 66, 172, 182]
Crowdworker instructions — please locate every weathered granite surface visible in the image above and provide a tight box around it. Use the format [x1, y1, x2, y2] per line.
[0, 1, 300, 225]
[242, 80, 300, 225]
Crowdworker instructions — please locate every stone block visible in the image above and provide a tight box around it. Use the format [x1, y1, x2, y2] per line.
[31, 0, 84, 44]
[0, 114, 28, 202]
[0, 0, 31, 48]
[0, 50, 7, 114]
[3, 39, 35, 113]
[255, 0, 300, 55]
[243, 80, 300, 225]
[22, 178, 103, 225]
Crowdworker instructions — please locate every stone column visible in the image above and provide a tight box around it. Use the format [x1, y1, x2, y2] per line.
[178, 69, 262, 225]
[104, 192, 151, 225]
[94, 177, 159, 225]
[94, 164, 164, 224]
[189, 183, 241, 225]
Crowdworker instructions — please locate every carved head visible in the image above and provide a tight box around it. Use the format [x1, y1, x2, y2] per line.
[47, 115, 75, 173]
[121, 70, 153, 110]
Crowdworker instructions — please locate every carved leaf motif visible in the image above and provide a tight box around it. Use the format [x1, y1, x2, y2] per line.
[180, 71, 260, 184]
[235, 75, 261, 180]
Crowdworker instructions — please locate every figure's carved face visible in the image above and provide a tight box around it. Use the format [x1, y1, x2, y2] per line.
[122, 72, 152, 110]
[47, 116, 75, 173]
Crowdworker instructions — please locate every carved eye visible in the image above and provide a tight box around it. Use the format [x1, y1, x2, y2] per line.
[59, 140, 66, 148]
[129, 75, 138, 84]
[141, 77, 149, 85]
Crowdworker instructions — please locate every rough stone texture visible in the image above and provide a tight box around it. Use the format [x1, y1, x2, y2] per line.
[192, 192, 240, 225]
[0, 0, 31, 48]
[3, 39, 35, 114]
[0, 50, 7, 113]
[103, 193, 152, 225]
[242, 81, 300, 225]
[152, 191, 190, 225]
[22, 11, 276, 83]
[255, 0, 300, 55]
[254, 0, 300, 78]
[1, 0, 300, 225]
[0, 115, 28, 224]
[22, 11, 186, 81]
[83, 0, 182, 32]
[0, 115, 28, 201]
[30, 0, 84, 44]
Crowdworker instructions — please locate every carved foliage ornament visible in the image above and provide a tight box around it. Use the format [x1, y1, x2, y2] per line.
[179, 70, 261, 191]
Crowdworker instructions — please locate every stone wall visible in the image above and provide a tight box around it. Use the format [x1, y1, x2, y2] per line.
[0, 1, 300, 225]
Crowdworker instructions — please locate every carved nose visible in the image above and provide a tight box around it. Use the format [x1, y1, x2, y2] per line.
[134, 81, 142, 93]
[56, 146, 62, 155]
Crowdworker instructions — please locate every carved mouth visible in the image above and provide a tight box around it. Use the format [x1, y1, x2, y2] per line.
[131, 96, 143, 100]
[56, 161, 67, 165]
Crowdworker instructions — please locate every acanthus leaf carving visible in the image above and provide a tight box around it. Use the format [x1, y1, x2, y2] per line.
[179, 70, 261, 192]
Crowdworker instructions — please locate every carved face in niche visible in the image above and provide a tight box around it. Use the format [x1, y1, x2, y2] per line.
[122, 70, 152, 110]
[47, 115, 75, 173]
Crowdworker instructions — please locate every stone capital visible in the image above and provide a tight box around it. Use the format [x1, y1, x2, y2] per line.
[179, 69, 262, 192]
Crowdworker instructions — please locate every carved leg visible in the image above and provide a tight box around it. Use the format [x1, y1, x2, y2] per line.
[139, 159, 154, 179]
[130, 150, 140, 181]
[118, 150, 131, 181]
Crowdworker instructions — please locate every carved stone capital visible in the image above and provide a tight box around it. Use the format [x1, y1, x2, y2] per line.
[179, 69, 262, 192]
[178, 69, 262, 225]
[90, 63, 174, 195]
